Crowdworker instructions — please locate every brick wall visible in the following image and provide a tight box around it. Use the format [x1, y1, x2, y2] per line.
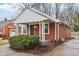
[2, 23, 15, 39]
[26, 22, 71, 41]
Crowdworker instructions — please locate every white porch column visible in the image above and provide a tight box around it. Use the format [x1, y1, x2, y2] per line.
[58, 23, 59, 40]
[55, 23, 57, 40]
[42, 21, 45, 42]
[39, 21, 45, 44]
[16, 23, 19, 36]
[55, 23, 60, 41]
[39, 22, 42, 41]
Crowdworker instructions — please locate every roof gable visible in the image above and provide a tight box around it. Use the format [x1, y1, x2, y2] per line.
[30, 8, 60, 22]
[14, 8, 60, 23]
[14, 8, 48, 23]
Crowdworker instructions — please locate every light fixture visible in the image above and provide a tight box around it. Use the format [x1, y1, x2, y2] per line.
[34, 25, 37, 29]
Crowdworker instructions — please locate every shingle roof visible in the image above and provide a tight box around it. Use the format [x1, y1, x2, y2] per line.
[30, 8, 60, 22]
[0, 20, 14, 27]
[14, 8, 60, 23]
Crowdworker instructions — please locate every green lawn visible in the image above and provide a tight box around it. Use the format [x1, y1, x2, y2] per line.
[0, 40, 8, 45]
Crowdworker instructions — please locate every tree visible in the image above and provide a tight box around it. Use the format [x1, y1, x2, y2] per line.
[73, 11, 79, 32]
[31, 3, 53, 16]
[60, 4, 75, 24]
[55, 3, 61, 19]
[12, 3, 32, 19]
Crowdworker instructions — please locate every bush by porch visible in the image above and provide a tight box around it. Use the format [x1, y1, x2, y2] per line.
[9, 35, 40, 50]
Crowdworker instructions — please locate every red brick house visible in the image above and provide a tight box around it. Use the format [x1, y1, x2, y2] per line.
[0, 20, 16, 39]
[14, 8, 71, 43]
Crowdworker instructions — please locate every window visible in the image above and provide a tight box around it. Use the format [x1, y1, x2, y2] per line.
[23, 26, 26, 33]
[44, 23, 49, 34]
[18, 26, 22, 33]
[18, 24, 27, 34]
[0, 27, 2, 33]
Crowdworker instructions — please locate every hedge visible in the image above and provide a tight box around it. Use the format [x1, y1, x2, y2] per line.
[9, 35, 39, 50]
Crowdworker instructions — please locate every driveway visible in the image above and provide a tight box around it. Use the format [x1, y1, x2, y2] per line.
[0, 44, 33, 56]
[0, 39, 79, 56]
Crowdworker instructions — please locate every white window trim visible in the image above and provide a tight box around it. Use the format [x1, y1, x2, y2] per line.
[44, 22, 50, 34]
[18, 24, 27, 35]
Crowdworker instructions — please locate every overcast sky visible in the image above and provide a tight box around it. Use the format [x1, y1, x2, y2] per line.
[0, 4, 21, 21]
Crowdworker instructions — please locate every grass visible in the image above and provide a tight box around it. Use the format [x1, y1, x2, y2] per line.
[0, 39, 8, 45]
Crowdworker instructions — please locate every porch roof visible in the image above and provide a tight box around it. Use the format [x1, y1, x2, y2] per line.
[14, 8, 60, 23]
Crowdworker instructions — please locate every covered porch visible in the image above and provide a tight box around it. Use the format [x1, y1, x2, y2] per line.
[15, 21, 60, 43]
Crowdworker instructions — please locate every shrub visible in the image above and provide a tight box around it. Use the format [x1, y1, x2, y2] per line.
[9, 35, 39, 50]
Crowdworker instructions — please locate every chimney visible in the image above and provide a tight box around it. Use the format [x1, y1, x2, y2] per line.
[4, 18, 7, 21]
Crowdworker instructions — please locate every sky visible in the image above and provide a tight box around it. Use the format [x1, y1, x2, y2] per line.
[0, 4, 20, 22]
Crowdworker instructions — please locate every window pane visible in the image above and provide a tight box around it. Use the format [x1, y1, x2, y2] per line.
[0, 28, 2, 33]
[23, 26, 26, 33]
[45, 24, 48, 29]
[45, 29, 48, 33]
[19, 26, 22, 33]
[45, 24, 48, 33]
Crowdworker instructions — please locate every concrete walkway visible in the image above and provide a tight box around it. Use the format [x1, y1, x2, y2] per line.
[0, 39, 79, 56]
[45, 39, 79, 56]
